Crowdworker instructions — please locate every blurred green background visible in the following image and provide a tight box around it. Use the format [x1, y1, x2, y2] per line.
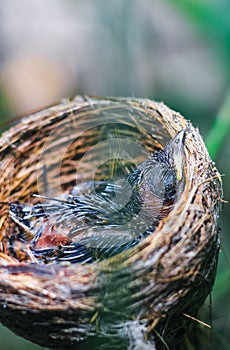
[0, 0, 229, 349]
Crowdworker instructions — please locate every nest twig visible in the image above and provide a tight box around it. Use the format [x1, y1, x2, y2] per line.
[0, 96, 222, 349]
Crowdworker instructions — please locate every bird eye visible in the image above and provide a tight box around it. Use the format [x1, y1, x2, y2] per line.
[175, 139, 179, 144]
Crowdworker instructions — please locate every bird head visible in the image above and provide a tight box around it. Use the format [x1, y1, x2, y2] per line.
[164, 129, 186, 181]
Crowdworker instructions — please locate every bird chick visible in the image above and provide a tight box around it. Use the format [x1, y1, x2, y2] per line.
[9, 130, 186, 263]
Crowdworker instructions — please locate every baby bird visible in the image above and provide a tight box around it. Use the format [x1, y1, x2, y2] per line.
[9, 130, 186, 263]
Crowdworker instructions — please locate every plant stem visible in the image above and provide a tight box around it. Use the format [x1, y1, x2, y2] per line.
[205, 89, 230, 160]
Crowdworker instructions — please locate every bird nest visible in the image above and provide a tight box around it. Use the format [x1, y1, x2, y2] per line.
[0, 96, 222, 349]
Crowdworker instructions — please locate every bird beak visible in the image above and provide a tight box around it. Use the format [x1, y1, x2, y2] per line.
[171, 129, 186, 181]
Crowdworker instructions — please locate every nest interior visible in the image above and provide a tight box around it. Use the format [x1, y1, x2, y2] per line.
[0, 96, 222, 349]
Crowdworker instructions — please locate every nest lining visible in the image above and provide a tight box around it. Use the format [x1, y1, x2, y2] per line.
[0, 96, 222, 349]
